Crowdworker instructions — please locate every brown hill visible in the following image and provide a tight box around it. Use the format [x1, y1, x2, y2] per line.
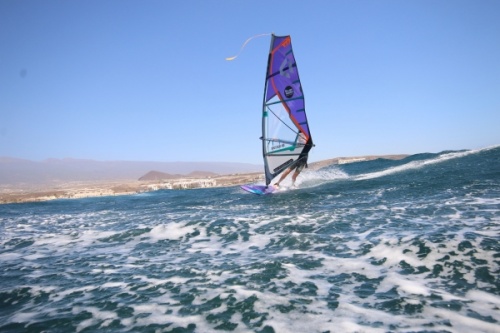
[138, 171, 182, 181]
[309, 154, 408, 170]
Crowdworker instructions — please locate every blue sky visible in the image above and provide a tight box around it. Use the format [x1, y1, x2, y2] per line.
[1, 0, 499, 164]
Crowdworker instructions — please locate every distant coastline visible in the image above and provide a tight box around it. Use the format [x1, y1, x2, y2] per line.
[0, 173, 263, 204]
[0, 154, 407, 204]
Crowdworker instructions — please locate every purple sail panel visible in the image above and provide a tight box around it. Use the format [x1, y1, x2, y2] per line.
[265, 35, 310, 138]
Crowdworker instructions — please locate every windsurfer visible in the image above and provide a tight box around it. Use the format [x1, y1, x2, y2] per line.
[274, 132, 312, 188]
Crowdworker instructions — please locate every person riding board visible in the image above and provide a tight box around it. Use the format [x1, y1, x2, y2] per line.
[274, 131, 312, 188]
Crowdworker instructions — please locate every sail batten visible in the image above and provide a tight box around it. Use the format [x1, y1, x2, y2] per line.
[261, 34, 313, 185]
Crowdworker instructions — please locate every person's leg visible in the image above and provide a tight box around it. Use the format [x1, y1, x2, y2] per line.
[275, 168, 292, 186]
[291, 161, 305, 185]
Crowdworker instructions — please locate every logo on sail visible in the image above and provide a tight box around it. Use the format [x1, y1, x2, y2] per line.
[284, 86, 294, 98]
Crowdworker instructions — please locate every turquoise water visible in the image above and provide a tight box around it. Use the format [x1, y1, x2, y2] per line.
[1, 146, 499, 332]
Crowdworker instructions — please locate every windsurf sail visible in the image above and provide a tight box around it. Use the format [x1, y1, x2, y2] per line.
[261, 34, 313, 185]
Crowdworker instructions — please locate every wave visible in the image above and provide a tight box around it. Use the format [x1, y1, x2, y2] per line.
[291, 145, 500, 191]
[349, 145, 499, 181]
[296, 167, 349, 188]
[310, 145, 500, 184]
[237, 145, 500, 192]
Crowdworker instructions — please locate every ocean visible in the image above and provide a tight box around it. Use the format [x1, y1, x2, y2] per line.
[1, 146, 499, 333]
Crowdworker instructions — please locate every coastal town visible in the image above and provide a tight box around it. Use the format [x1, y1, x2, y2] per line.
[0, 155, 407, 204]
[0, 172, 263, 204]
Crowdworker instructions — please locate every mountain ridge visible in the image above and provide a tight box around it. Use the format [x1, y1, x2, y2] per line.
[0, 157, 261, 185]
[0, 155, 410, 186]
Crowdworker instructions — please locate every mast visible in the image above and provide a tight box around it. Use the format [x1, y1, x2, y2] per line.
[262, 34, 276, 185]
